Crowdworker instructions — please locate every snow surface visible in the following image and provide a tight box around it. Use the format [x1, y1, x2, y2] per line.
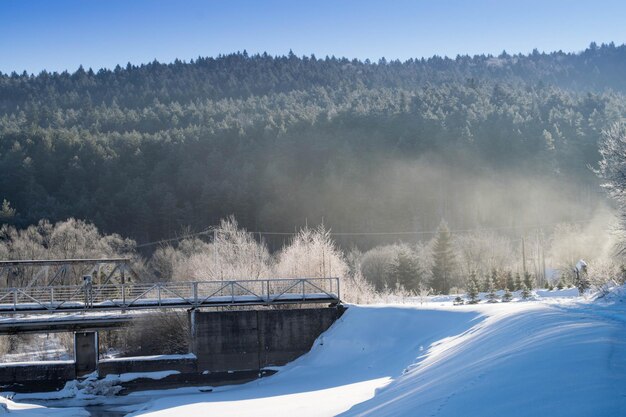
[0, 396, 87, 416]
[128, 290, 626, 417]
[5, 287, 626, 416]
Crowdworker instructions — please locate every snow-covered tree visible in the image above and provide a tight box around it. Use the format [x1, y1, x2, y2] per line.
[486, 272, 498, 303]
[502, 286, 512, 302]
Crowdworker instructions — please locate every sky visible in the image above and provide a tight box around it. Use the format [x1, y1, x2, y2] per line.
[1, 0, 625, 74]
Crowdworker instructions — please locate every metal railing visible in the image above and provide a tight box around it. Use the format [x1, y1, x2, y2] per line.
[0, 277, 340, 313]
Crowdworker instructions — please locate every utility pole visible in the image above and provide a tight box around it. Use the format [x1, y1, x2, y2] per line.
[521, 236, 527, 275]
[213, 228, 220, 281]
[541, 229, 547, 286]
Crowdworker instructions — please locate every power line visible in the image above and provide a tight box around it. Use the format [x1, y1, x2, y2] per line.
[135, 219, 595, 248]
[135, 228, 214, 248]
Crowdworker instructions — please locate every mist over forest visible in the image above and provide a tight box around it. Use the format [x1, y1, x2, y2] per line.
[1, 42, 624, 252]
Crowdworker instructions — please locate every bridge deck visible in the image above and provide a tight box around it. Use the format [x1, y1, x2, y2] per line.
[0, 278, 340, 314]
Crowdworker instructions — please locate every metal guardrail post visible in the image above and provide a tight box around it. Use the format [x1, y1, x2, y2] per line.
[230, 281, 235, 303]
[266, 280, 270, 304]
[302, 279, 305, 299]
[192, 282, 198, 307]
[13, 289, 16, 312]
[158, 284, 162, 307]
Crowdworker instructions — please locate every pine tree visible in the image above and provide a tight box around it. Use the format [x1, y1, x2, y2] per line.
[505, 271, 514, 291]
[521, 282, 531, 300]
[430, 220, 455, 295]
[556, 278, 565, 290]
[480, 274, 490, 292]
[0, 199, 16, 222]
[387, 249, 421, 291]
[513, 272, 522, 291]
[466, 271, 480, 304]
[486, 272, 498, 303]
[502, 286, 512, 302]
[491, 269, 502, 290]
[523, 272, 535, 290]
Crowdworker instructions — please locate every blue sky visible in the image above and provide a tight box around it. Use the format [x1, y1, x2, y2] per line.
[1, 0, 625, 74]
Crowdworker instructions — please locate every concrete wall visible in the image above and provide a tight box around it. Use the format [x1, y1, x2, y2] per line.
[0, 362, 75, 392]
[190, 306, 343, 372]
[74, 331, 98, 377]
[98, 356, 197, 376]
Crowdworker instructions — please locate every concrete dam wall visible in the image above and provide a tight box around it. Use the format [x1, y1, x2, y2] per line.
[190, 306, 343, 372]
[0, 306, 344, 392]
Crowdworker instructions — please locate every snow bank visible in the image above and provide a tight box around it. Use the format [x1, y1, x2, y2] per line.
[131, 298, 626, 417]
[341, 303, 626, 416]
[128, 306, 482, 417]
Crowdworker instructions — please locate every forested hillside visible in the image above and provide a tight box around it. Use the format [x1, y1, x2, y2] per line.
[1, 43, 625, 246]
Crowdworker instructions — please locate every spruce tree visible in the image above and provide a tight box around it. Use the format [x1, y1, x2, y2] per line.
[556, 278, 565, 290]
[466, 271, 480, 304]
[514, 272, 522, 291]
[521, 282, 531, 300]
[387, 249, 421, 291]
[481, 274, 490, 292]
[502, 286, 512, 302]
[0, 199, 16, 222]
[523, 271, 535, 290]
[430, 220, 455, 295]
[505, 271, 514, 292]
[486, 272, 498, 303]
[492, 269, 502, 290]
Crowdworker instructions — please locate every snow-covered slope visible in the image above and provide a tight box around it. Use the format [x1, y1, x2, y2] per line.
[130, 292, 626, 417]
[342, 302, 626, 417]
[128, 306, 481, 417]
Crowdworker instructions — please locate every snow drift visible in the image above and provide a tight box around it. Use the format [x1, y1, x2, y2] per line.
[129, 291, 626, 417]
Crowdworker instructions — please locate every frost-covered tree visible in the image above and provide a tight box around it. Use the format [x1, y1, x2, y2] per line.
[574, 260, 590, 295]
[387, 248, 422, 291]
[360, 244, 422, 291]
[0, 218, 135, 286]
[275, 224, 347, 279]
[163, 217, 273, 282]
[598, 123, 626, 247]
